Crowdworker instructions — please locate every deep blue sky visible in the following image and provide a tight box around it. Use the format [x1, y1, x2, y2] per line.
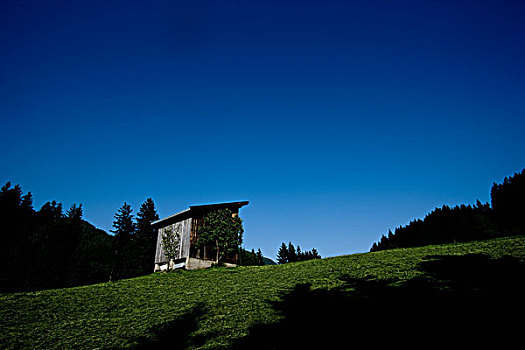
[1, 0, 524, 258]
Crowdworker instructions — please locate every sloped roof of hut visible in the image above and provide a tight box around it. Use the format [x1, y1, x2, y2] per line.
[151, 201, 249, 227]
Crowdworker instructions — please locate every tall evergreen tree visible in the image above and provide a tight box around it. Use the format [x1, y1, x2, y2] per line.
[112, 203, 135, 237]
[277, 242, 288, 264]
[66, 204, 83, 222]
[110, 202, 135, 280]
[256, 248, 264, 266]
[1, 182, 30, 290]
[250, 248, 257, 265]
[39, 200, 63, 223]
[491, 169, 525, 233]
[136, 198, 159, 233]
[20, 192, 33, 212]
[296, 245, 303, 261]
[287, 242, 297, 262]
[134, 198, 159, 274]
[62, 204, 84, 285]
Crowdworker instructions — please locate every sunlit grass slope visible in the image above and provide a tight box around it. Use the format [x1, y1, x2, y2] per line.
[2, 236, 524, 349]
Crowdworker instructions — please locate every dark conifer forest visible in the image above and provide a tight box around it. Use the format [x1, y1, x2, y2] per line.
[371, 169, 525, 252]
[0, 184, 160, 292]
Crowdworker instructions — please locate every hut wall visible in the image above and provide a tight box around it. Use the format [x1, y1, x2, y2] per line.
[154, 218, 192, 264]
[154, 227, 166, 264]
[179, 217, 192, 258]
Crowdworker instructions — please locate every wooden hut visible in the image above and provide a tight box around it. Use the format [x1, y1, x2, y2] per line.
[152, 201, 249, 271]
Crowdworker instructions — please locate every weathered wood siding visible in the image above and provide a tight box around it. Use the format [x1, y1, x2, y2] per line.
[180, 218, 191, 258]
[154, 218, 192, 264]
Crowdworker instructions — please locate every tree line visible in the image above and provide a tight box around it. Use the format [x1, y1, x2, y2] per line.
[0, 182, 161, 292]
[276, 242, 321, 264]
[371, 169, 525, 252]
[240, 247, 265, 266]
[0, 183, 113, 292]
[109, 199, 159, 281]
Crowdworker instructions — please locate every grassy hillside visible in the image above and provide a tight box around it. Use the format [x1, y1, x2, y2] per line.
[2, 236, 524, 349]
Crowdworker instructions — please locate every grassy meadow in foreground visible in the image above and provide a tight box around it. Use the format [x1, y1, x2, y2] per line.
[2, 236, 524, 349]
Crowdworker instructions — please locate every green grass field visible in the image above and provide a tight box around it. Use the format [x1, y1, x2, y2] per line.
[2, 236, 524, 349]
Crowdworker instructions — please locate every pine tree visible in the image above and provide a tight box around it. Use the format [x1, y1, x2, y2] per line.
[112, 203, 135, 237]
[110, 202, 135, 280]
[0, 183, 23, 209]
[135, 198, 159, 274]
[66, 204, 83, 222]
[250, 249, 257, 265]
[288, 242, 297, 262]
[136, 198, 159, 233]
[39, 200, 63, 223]
[277, 242, 288, 264]
[20, 192, 33, 212]
[296, 245, 303, 261]
[491, 168, 525, 233]
[256, 248, 263, 266]
[63, 204, 84, 285]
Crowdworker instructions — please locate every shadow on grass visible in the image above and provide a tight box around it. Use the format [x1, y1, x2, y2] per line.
[231, 254, 525, 349]
[125, 303, 207, 350]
